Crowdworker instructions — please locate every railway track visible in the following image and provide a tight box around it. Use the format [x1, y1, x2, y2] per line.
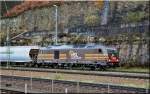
[1, 66, 149, 79]
[2, 65, 149, 74]
[0, 89, 23, 94]
[0, 75, 149, 93]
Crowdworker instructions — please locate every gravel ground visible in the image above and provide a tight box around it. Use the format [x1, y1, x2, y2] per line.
[0, 69, 149, 88]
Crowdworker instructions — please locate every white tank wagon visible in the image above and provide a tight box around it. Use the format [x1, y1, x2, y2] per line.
[0, 46, 39, 64]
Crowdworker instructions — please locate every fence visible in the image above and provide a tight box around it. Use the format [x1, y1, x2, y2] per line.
[69, 22, 149, 37]
[1, 71, 149, 93]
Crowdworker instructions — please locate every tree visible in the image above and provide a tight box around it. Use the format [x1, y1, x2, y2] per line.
[84, 14, 100, 26]
[94, 1, 104, 9]
[123, 11, 145, 23]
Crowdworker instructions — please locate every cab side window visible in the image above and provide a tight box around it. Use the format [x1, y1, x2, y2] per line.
[98, 49, 103, 54]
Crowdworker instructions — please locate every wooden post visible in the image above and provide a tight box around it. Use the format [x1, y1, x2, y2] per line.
[108, 84, 110, 93]
[11, 70, 14, 86]
[77, 82, 79, 93]
[65, 88, 68, 94]
[25, 83, 27, 94]
[51, 80, 54, 93]
[30, 71, 32, 90]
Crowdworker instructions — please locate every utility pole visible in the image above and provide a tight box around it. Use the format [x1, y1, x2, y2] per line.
[6, 23, 10, 68]
[4, 0, 11, 68]
[54, 5, 58, 45]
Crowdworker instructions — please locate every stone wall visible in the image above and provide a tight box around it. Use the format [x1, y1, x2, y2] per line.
[117, 42, 149, 65]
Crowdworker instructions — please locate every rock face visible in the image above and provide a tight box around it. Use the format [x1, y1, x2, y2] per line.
[0, 1, 149, 65]
[1, 1, 149, 34]
[1, 2, 99, 35]
[118, 43, 149, 65]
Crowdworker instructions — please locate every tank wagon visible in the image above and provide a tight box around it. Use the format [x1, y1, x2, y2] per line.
[0, 46, 39, 63]
[0, 44, 119, 70]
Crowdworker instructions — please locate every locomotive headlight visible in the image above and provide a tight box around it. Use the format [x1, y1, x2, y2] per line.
[116, 59, 119, 62]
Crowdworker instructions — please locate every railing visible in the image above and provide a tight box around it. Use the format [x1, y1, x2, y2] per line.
[68, 22, 149, 36]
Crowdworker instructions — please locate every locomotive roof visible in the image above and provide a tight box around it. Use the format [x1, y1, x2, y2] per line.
[41, 44, 107, 50]
[0, 46, 39, 49]
[106, 47, 117, 51]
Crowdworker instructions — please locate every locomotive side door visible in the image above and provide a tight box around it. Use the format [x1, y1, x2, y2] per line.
[54, 50, 59, 59]
[29, 49, 39, 63]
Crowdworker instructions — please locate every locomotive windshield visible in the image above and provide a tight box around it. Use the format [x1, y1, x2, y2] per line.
[107, 49, 119, 57]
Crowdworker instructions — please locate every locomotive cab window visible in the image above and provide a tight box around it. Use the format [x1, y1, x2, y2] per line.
[98, 49, 103, 54]
[29, 49, 39, 59]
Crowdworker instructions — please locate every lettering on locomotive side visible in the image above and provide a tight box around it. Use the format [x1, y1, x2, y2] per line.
[69, 50, 82, 59]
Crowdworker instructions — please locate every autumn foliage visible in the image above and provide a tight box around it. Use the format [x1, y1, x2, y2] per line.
[4, 1, 103, 18]
[4, 1, 63, 17]
[94, 1, 104, 9]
